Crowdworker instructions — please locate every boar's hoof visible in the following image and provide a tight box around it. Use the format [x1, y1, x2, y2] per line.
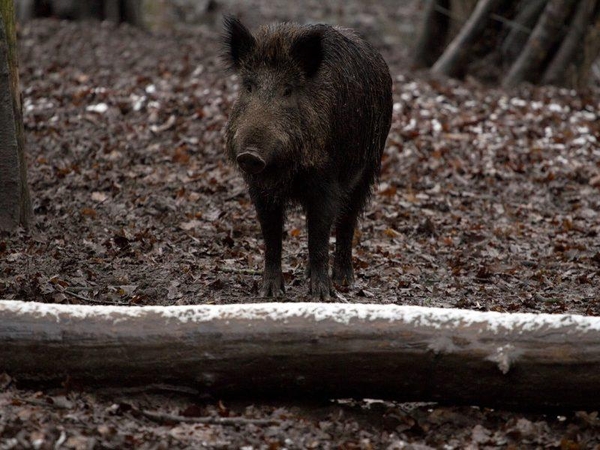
[332, 266, 355, 287]
[237, 150, 266, 174]
[261, 273, 285, 298]
[309, 275, 334, 301]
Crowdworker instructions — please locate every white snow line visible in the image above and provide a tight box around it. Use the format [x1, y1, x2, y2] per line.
[2, 300, 600, 335]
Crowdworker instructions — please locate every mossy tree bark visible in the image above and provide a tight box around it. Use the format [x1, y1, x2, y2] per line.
[0, 0, 32, 232]
[413, 0, 600, 88]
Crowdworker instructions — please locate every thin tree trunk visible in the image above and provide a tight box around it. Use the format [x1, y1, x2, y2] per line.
[501, 0, 548, 66]
[0, 0, 32, 232]
[582, 8, 600, 85]
[123, 0, 142, 26]
[503, 0, 578, 88]
[431, 0, 502, 77]
[448, 0, 480, 38]
[3, 300, 600, 410]
[104, 0, 121, 23]
[412, 0, 451, 68]
[542, 0, 599, 86]
[15, 0, 35, 22]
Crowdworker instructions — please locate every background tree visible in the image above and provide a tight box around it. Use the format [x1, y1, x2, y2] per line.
[413, 0, 600, 88]
[15, 0, 219, 28]
[16, 0, 141, 24]
[0, 0, 31, 232]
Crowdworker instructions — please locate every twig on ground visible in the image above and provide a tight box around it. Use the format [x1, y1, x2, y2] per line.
[22, 398, 70, 409]
[64, 289, 99, 303]
[96, 384, 201, 397]
[140, 409, 282, 426]
[64, 289, 126, 306]
[218, 267, 261, 275]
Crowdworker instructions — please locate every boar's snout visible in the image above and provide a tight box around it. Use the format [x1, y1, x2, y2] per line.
[237, 148, 266, 174]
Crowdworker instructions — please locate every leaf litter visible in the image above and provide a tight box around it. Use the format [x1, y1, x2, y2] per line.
[1, 2, 600, 447]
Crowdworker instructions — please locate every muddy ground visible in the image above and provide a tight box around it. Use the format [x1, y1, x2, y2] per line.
[1, 1, 600, 448]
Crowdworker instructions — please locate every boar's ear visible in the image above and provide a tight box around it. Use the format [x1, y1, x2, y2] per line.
[291, 28, 325, 78]
[223, 15, 256, 70]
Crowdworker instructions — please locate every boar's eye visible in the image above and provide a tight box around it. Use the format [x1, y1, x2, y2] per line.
[283, 85, 293, 97]
[243, 81, 254, 93]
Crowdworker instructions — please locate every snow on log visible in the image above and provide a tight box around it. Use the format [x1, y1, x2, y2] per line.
[2, 300, 600, 410]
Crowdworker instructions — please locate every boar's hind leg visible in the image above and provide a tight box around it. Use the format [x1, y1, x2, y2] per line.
[332, 187, 365, 287]
[255, 199, 285, 298]
[332, 209, 357, 287]
[306, 198, 336, 301]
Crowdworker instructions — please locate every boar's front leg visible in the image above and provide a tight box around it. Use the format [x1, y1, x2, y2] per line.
[254, 197, 285, 298]
[306, 197, 336, 301]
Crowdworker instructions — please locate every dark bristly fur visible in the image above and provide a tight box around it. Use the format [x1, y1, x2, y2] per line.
[223, 17, 393, 300]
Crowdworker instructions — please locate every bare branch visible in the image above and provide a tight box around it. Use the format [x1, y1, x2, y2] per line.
[140, 410, 282, 426]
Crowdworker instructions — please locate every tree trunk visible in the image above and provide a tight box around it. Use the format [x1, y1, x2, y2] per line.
[3, 300, 600, 410]
[0, 0, 32, 232]
[412, 0, 451, 69]
[15, 0, 142, 25]
[448, 0, 481, 38]
[542, 0, 600, 87]
[415, 0, 600, 88]
[103, 0, 121, 23]
[501, 0, 548, 66]
[431, 0, 502, 77]
[15, 0, 36, 22]
[503, 0, 578, 88]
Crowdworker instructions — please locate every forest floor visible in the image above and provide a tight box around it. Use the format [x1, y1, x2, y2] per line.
[2, 1, 600, 448]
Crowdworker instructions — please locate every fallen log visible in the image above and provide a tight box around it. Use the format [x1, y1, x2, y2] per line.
[2, 300, 600, 410]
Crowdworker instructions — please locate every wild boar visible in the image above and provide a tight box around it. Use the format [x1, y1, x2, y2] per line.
[224, 17, 393, 299]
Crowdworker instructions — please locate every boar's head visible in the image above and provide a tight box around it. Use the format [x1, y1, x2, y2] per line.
[223, 17, 330, 181]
